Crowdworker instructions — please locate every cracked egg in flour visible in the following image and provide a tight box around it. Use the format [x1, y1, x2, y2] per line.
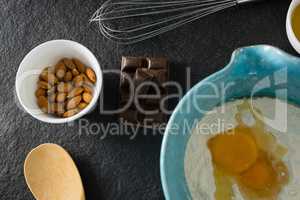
[185, 98, 300, 200]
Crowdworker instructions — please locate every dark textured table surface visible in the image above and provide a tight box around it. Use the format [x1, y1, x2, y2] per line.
[0, 0, 296, 199]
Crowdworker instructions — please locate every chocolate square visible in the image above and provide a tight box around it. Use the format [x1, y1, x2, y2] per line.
[119, 56, 169, 127]
[121, 57, 146, 72]
[147, 57, 168, 69]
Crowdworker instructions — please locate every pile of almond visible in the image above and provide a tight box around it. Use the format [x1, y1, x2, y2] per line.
[35, 58, 96, 118]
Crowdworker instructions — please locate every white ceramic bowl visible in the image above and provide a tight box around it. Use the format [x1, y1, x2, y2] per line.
[15, 40, 103, 123]
[287, 0, 300, 54]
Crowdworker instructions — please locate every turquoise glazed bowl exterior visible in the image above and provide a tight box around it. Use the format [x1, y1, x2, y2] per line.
[160, 45, 300, 200]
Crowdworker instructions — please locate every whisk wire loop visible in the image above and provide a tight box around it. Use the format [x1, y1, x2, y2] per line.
[90, 0, 259, 44]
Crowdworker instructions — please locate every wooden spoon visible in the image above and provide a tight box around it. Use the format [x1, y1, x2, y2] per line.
[24, 143, 85, 200]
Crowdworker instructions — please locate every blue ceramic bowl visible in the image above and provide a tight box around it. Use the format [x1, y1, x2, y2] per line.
[160, 45, 300, 200]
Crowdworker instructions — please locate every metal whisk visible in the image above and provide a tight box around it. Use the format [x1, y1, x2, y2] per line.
[90, 0, 263, 44]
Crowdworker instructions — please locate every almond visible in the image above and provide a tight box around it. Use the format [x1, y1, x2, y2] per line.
[39, 70, 48, 80]
[48, 103, 57, 114]
[55, 59, 66, 71]
[64, 71, 73, 82]
[68, 87, 84, 98]
[39, 72, 58, 85]
[57, 82, 73, 93]
[47, 86, 56, 95]
[73, 75, 84, 87]
[54, 103, 65, 116]
[82, 85, 93, 94]
[37, 96, 49, 111]
[67, 95, 82, 110]
[82, 92, 92, 103]
[63, 58, 76, 70]
[55, 62, 66, 80]
[56, 69, 65, 80]
[63, 109, 78, 118]
[78, 102, 88, 110]
[85, 67, 96, 83]
[35, 88, 46, 97]
[38, 81, 52, 89]
[48, 93, 56, 102]
[81, 73, 94, 86]
[72, 68, 80, 76]
[73, 58, 86, 73]
[56, 93, 67, 103]
[42, 66, 55, 73]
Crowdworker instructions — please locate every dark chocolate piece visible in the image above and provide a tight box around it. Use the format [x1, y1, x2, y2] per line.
[150, 69, 168, 84]
[134, 68, 154, 93]
[121, 56, 145, 72]
[147, 57, 168, 69]
[119, 109, 138, 123]
[119, 56, 169, 127]
[120, 73, 134, 93]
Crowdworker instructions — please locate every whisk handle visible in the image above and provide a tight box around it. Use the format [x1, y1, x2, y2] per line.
[237, 0, 265, 4]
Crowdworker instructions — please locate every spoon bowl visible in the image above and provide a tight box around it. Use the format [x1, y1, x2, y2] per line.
[24, 143, 85, 200]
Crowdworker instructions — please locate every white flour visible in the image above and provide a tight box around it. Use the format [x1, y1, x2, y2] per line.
[184, 98, 300, 200]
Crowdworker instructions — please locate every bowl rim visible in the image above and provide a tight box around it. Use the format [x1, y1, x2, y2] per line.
[15, 39, 103, 124]
[160, 45, 300, 200]
[286, 0, 300, 54]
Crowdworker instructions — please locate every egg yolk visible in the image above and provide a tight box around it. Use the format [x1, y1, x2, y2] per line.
[207, 101, 289, 200]
[208, 130, 258, 174]
[239, 156, 275, 190]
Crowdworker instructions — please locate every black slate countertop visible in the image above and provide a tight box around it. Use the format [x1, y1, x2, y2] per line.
[0, 0, 295, 199]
